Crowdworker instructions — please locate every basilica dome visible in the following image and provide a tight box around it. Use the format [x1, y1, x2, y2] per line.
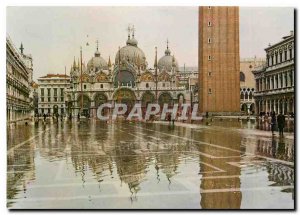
[158, 45, 178, 72]
[87, 49, 108, 72]
[115, 33, 146, 67]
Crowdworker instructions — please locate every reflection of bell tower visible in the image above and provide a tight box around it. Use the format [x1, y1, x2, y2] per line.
[198, 131, 242, 209]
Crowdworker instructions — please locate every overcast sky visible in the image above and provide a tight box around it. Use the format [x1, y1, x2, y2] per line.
[6, 7, 294, 81]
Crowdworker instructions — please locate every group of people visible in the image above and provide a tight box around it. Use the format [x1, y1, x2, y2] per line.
[270, 111, 286, 136]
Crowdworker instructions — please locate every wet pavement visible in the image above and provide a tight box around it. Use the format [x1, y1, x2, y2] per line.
[7, 119, 294, 209]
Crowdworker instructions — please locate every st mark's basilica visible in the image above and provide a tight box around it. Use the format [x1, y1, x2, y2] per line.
[66, 27, 187, 117]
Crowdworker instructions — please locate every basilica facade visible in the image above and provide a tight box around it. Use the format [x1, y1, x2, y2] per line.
[66, 28, 187, 117]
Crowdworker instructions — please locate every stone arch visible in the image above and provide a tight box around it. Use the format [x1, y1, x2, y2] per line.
[249, 91, 253, 100]
[141, 91, 155, 107]
[77, 94, 91, 109]
[245, 92, 249, 100]
[241, 103, 247, 112]
[240, 92, 244, 100]
[94, 93, 108, 107]
[113, 88, 136, 103]
[177, 93, 185, 104]
[158, 92, 173, 106]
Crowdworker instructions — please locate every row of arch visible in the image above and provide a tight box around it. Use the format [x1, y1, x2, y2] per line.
[70, 89, 185, 109]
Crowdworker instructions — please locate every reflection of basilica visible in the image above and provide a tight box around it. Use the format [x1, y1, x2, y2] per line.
[66, 27, 187, 117]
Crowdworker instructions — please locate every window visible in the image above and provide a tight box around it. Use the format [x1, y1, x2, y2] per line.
[275, 54, 278, 64]
[208, 72, 212, 76]
[284, 50, 287, 61]
[146, 83, 149, 88]
[240, 72, 245, 82]
[208, 88, 212, 94]
[54, 88, 57, 96]
[280, 53, 282, 63]
[48, 97, 51, 102]
[41, 88, 44, 96]
[289, 49, 292, 59]
[60, 88, 64, 96]
[208, 21, 212, 27]
[47, 88, 51, 96]
[162, 83, 166, 87]
[271, 56, 274, 65]
[84, 84, 87, 90]
[100, 84, 103, 88]
[41, 97, 44, 102]
[240, 93, 244, 100]
[61, 97, 64, 102]
[208, 55, 211, 61]
[208, 38, 212, 44]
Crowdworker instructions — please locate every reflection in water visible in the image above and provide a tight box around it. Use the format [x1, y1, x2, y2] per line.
[7, 120, 294, 209]
[197, 129, 242, 209]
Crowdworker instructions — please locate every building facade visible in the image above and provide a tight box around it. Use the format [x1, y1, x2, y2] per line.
[37, 74, 70, 115]
[66, 27, 188, 118]
[198, 6, 240, 114]
[6, 37, 33, 123]
[240, 58, 265, 114]
[32, 81, 39, 115]
[178, 67, 198, 105]
[252, 31, 294, 115]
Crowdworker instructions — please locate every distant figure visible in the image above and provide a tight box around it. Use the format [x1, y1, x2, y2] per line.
[270, 111, 276, 135]
[77, 113, 80, 120]
[43, 113, 46, 121]
[277, 112, 286, 136]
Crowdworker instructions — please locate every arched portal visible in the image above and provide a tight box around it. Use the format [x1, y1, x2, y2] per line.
[241, 103, 247, 112]
[113, 88, 136, 116]
[158, 92, 173, 106]
[177, 93, 185, 105]
[94, 93, 108, 107]
[114, 70, 135, 87]
[141, 91, 155, 107]
[77, 94, 91, 116]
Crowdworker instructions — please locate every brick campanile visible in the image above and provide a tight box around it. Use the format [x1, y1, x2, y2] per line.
[198, 6, 240, 114]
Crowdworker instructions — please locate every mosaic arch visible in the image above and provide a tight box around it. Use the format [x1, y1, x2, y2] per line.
[141, 72, 154, 82]
[141, 91, 155, 107]
[158, 71, 170, 82]
[158, 92, 173, 106]
[80, 74, 89, 83]
[113, 88, 136, 105]
[96, 72, 108, 82]
[94, 93, 108, 107]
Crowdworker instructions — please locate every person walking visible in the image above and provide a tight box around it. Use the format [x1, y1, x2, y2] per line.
[43, 113, 46, 122]
[277, 112, 285, 136]
[270, 111, 276, 135]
